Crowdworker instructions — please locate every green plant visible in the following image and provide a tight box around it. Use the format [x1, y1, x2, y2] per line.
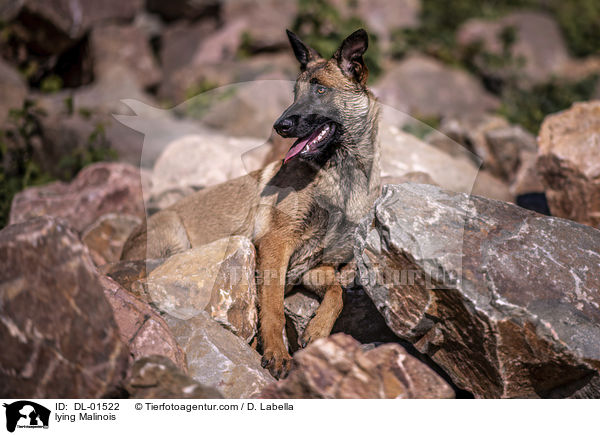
[292, 0, 382, 81]
[499, 74, 599, 133]
[183, 80, 237, 119]
[40, 74, 63, 93]
[56, 121, 117, 180]
[401, 115, 440, 140]
[0, 100, 119, 228]
[551, 0, 600, 58]
[0, 100, 52, 227]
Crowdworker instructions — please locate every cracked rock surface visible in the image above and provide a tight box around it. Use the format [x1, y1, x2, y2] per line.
[356, 183, 600, 398]
[0, 216, 129, 397]
[259, 333, 454, 399]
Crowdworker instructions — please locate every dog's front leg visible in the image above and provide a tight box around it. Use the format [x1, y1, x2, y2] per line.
[255, 233, 295, 379]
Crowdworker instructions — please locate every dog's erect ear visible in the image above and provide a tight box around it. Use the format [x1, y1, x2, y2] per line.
[335, 29, 369, 85]
[286, 29, 320, 70]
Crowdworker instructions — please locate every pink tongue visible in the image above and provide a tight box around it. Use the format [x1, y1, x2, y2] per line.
[283, 127, 322, 163]
[283, 137, 310, 163]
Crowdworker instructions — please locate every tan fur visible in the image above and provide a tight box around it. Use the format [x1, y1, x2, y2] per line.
[121, 30, 380, 378]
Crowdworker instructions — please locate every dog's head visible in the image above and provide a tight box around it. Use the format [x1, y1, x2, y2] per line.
[274, 29, 372, 164]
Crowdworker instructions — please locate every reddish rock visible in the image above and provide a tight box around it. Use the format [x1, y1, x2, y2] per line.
[484, 125, 537, 182]
[0, 59, 27, 126]
[0, 217, 129, 398]
[100, 275, 187, 372]
[537, 101, 600, 228]
[90, 23, 162, 89]
[82, 213, 142, 265]
[159, 19, 218, 80]
[457, 11, 569, 85]
[374, 55, 499, 119]
[329, 0, 420, 52]
[222, 0, 296, 51]
[14, 0, 143, 55]
[9, 162, 146, 233]
[356, 184, 600, 398]
[101, 258, 165, 295]
[259, 334, 454, 399]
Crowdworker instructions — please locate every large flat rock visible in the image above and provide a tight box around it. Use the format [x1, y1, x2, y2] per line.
[356, 183, 600, 398]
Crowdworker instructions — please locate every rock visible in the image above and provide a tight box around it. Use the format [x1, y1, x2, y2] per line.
[331, 286, 401, 344]
[34, 66, 155, 167]
[285, 286, 401, 351]
[0, 217, 129, 398]
[14, 0, 143, 55]
[144, 236, 258, 343]
[132, 10, 164, 39]
[90, 23, 161, 89]
[431, 114, 509, 175]
[100, 275, 187, 372]
[484, 125, 537, 181]
[222, 0, 296, 51]
[81, 213, 141, 265]
[356, 184, 600, 398]
[510, 150, 545, 196]
[165, 311, 275, 398]
[329, 0, 420, 52]
[284, 290, 320, 350]
[101, 258, 166, 295]
[0, 59, 27, 126]
[457, 11, 569, 86]
[159, 19, 218, 81]
[126, 355, 222, 399]
[259, 334, 454, 399]
[114, 98, 272, 169]
[381, 171, 438, 187]
[160, 51, 296, 103]
[150, 133, 267, 209]
[386, 124, 512, 203]
[10, 162, 146, 233]
[537, 101, 600, 228]
[146, 0, 219, 21]
[197, 79, 294, 138]
[379, 122, 481, 195]
[470, 170, 513, 203]
[0, 0, 23, 21]
[430, 115, 539, 197]
[374, 55, 499, 119]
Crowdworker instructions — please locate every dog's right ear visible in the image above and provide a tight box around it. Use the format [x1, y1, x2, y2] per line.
[286, 30, 320, 70]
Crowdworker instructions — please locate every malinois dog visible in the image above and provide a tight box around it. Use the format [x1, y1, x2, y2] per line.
[121, 28, 381, 378]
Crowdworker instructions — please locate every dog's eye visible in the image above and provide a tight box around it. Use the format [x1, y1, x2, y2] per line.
[315, 85, 327, 95]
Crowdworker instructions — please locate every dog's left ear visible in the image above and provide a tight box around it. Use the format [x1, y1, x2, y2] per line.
[286, 29, 321, 71]
[335, 29, 369, 85]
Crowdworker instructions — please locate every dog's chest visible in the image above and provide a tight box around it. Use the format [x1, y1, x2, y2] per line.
[288, 167, 372, 275]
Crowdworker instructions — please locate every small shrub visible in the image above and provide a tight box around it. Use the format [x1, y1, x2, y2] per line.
[499, 74, 599, 133]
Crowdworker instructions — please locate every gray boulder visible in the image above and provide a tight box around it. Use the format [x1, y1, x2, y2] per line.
[165, 311, 275, 398]
[356, 183, 600, 398]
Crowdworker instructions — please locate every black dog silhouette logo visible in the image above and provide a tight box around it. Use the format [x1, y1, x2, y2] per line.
[3, 401, 50, 433]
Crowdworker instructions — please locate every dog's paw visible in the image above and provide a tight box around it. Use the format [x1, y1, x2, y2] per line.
[261, 348, 292, 379]
[300, 323, 328, 348]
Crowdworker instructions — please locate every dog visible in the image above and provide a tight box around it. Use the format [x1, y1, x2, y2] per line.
[121, 28, 381, 378]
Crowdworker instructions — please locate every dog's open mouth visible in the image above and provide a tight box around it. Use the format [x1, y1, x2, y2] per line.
[284, 123, 336, 163]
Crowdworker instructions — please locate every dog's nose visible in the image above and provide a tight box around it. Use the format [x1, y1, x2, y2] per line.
[274, 116, 296, 136]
